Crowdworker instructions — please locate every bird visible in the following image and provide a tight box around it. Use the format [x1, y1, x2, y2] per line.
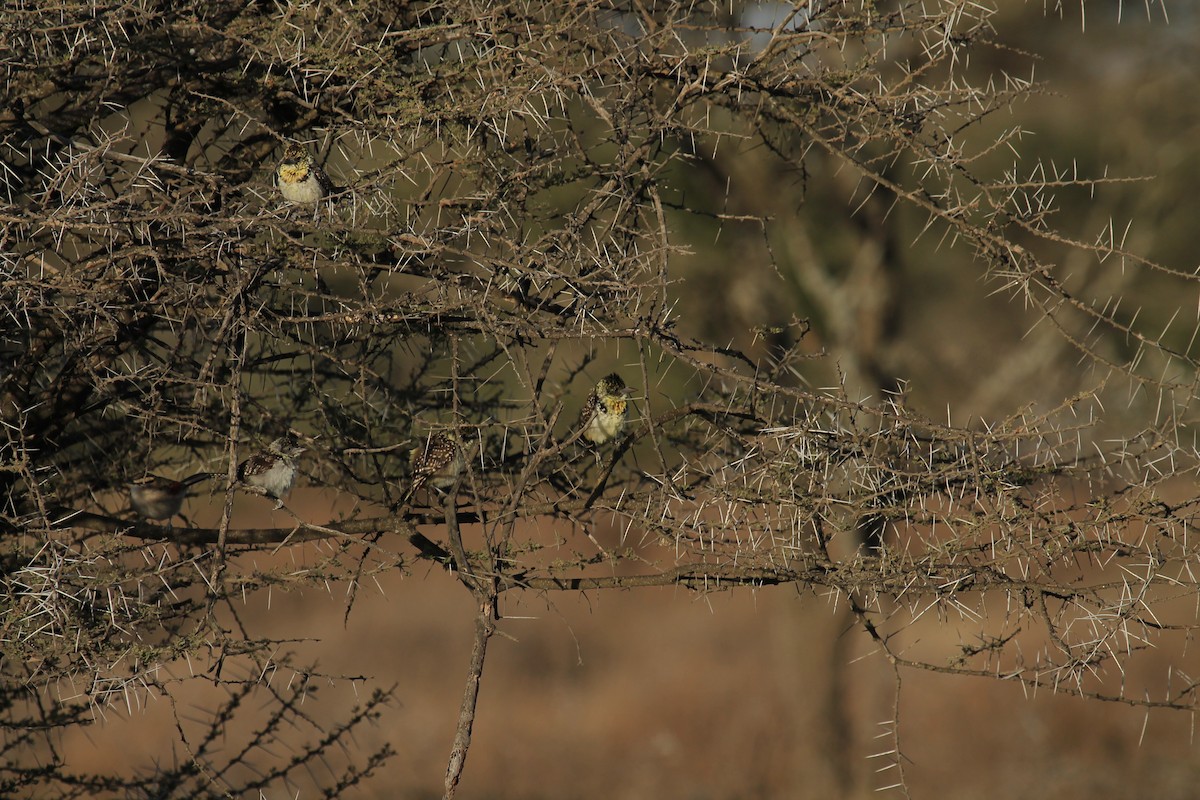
[578, 373, 631, 445]
[238, 433, 306, 508]
[128, 472, 212, 523]
[274, 143, 335, 204]
[409, 432, 464, 496]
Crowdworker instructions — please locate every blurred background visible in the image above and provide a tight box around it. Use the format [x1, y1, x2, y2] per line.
[60, 483, 1200, 800]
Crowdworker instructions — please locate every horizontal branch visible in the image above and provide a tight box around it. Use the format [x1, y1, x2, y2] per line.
[507, 563, 829, 592]
[49, 508, 844, 596]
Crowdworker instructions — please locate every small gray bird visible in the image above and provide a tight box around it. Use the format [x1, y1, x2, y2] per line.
[409, 432, 464, 496]
[275, 143, 335, 204]
[238, 433, 306, 508]
[578, 373, 631, 445]
[128, 472, 211, 522]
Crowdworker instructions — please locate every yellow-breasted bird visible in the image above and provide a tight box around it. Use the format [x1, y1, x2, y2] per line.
[275, 143, 335, 204]
[578, 373, 630, 445]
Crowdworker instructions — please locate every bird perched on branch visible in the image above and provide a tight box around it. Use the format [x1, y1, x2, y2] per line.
[578, 373, 631, 445]
[275, 143, 335, 204]
[128, 472, 212, 523]
[409, 432, 464, 497]
[238, 433, 306, 508]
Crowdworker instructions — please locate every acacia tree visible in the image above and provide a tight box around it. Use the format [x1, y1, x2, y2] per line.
[1, 0, 1194, 797]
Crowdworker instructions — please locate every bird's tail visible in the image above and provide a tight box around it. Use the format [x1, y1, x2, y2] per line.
[181, 471, 218, 487]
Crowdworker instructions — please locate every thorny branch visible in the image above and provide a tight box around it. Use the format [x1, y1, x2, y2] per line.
[3, 1, 1199, 797]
